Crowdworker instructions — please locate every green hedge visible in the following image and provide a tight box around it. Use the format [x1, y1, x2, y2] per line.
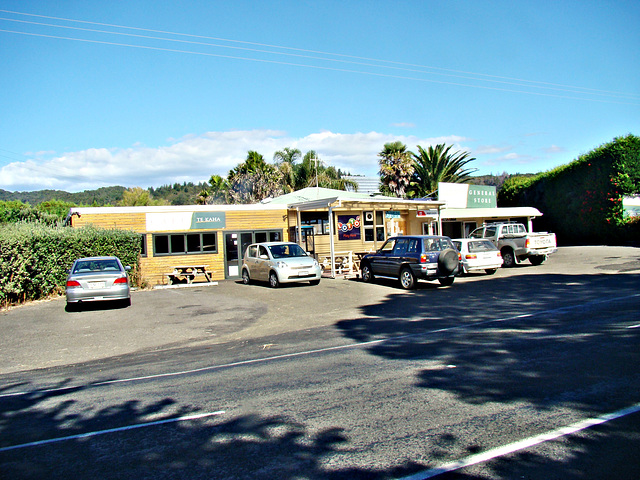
[498, 134, 640, 244]
[0, 224, 140, 306]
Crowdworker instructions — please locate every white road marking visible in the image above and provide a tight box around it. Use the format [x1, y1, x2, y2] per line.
[0, 410, 225, 453]
[2, 293, 638, 399]
[397, 402, 640, 480]
[627, 323, 640, 329]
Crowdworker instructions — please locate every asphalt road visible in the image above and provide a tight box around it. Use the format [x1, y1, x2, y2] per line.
[1, 246, 639, 479]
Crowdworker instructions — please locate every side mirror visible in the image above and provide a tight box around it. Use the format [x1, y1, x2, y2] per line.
[125, 266, 132, 271]
[259, 254, 269, 260]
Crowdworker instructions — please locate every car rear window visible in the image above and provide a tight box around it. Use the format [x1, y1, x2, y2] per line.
[469, 240, 497, 253]
[424, 238, 453, 252]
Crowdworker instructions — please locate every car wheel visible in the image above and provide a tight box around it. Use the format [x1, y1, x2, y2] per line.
[485, 268, 497, 275]
[361, 263, 374, 283]
[438, 249, 459, 275]
[501, 248, 516, 268]
[438, 276, 455, 286]
[269, 271, 280, 288]
[529, 255, 546, 266]
[310, 279, 320, 286]
[399, 267, 416, 290]
[242, 269, 251, 285]
[66, 302, 77, 312]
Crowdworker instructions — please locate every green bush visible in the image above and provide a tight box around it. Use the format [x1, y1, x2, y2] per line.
[0, 224, 140, 306]
[0, 201, 60, 226]
[498, 134, 640, 244]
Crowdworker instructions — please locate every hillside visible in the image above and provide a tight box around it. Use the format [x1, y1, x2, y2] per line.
[0, 175, 524, 207]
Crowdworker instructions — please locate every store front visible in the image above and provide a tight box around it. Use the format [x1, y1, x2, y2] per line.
[69, 204, 289, 285]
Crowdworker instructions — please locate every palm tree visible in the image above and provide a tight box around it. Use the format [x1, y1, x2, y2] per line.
[273, 147, 302, 165]
[297, 151, 358, 190]
[273, 148, 301, 193]
[378, 141, 414, 197]
[409, 144, 477, 198]
[227, 151, 284, 203]
[198, 174, 230, 205]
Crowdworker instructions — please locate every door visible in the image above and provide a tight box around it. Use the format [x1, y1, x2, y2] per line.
[225, 232, 253, 278]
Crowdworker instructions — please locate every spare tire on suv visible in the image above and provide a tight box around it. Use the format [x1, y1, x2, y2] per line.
[438, 248, 459, 275]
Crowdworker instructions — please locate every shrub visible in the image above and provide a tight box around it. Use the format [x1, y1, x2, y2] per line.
[0, 224, 140, 307]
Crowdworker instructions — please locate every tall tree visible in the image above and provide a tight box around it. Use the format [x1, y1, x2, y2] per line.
[119, 187, 165, 206]
[198, 174, 230, 205]
[227, 151, 284, 203]
[409, 144, 477, 198]
[273, 147, 302, 165]
[297, 151, 358, 190]
[378, 141, 415, 197]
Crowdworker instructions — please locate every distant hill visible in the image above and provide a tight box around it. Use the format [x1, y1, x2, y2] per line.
[0, 183, 206, 206]
[0, 186, 127, 206]
[0, 175, 531, 206]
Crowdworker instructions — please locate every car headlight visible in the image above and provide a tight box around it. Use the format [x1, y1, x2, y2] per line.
[276, 261, 287, 268]
[313, 259, 319, 267]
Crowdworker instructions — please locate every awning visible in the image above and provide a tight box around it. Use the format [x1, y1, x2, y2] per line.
[440, 206, 543, 220]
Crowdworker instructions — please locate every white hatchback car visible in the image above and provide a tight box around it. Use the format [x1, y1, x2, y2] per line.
[453, 238, 503, 275]
[241, 242, 322, 287]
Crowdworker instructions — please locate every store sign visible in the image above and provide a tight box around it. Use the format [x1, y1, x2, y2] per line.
[417, 210, 439, 217]
[467, 185, 497, 208]
[191, 212, 226, 229]
[337, 215, 361, 240]
[438, 182, 497, 208]
[386, 211, 401, 219]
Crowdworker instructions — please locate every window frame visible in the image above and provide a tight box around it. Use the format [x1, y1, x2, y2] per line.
[152, 231, 219, 256]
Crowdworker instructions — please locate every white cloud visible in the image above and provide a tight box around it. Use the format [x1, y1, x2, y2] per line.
[0, 130, 471, 192]
[473, 144, 513, 155]
[543, 144, 566, 154]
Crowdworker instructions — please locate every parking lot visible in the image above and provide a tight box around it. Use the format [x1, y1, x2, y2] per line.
[1, 245, 639, 479]
[1, 245, 638, 375]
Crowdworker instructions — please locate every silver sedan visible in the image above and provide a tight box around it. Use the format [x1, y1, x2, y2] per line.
[241, 242, 322, 288]
[65, 256, 131, 309]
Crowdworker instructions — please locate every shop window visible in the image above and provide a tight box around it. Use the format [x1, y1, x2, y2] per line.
[140, 234, 147, 257]
[363, 211, 386, 242]
[153, 231, 218, 256]
[301, 212, 330, 235]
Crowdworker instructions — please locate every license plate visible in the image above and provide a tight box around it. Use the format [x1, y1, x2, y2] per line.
[88, 281, 106, 289]
[298, 271, 308, 276]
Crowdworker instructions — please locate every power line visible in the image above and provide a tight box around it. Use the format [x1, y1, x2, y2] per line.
[1, 9, 638, 102]
[1, 27, 638, 107]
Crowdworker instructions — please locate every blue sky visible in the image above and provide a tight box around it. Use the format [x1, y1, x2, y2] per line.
[1, 1, 638, 193]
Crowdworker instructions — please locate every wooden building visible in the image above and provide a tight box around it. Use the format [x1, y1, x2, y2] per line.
[69, 185, 543, 284]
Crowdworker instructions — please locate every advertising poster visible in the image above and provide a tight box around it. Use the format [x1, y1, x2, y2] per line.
[337, 215, 361, 240]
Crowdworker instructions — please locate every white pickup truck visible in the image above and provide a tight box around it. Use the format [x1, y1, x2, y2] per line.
[468, 222, 557, 267]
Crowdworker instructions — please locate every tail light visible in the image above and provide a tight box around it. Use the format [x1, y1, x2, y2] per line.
[465, 254, 477, 260]
[497, 251, 502, 258]
[525, 238, 530, 248]
[114, 277, 128, 284]
[420, 254, 427, 263]
[66, 280, 81, 287]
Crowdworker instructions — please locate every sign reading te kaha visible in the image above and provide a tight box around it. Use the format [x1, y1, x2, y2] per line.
[191, 212, 226, 229]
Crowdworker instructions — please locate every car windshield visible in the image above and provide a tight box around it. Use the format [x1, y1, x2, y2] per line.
[73, 259, 120, 273]
[268, 244, 308, 259]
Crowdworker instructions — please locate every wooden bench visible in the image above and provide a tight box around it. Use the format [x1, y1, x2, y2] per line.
[165, 265, 212, 285]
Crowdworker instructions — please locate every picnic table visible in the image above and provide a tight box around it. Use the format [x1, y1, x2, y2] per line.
[320, 251, 360, 276]
[165, 265, 212, 284]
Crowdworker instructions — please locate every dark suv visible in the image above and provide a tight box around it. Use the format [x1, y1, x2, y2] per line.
[360, 236, 461, 289]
